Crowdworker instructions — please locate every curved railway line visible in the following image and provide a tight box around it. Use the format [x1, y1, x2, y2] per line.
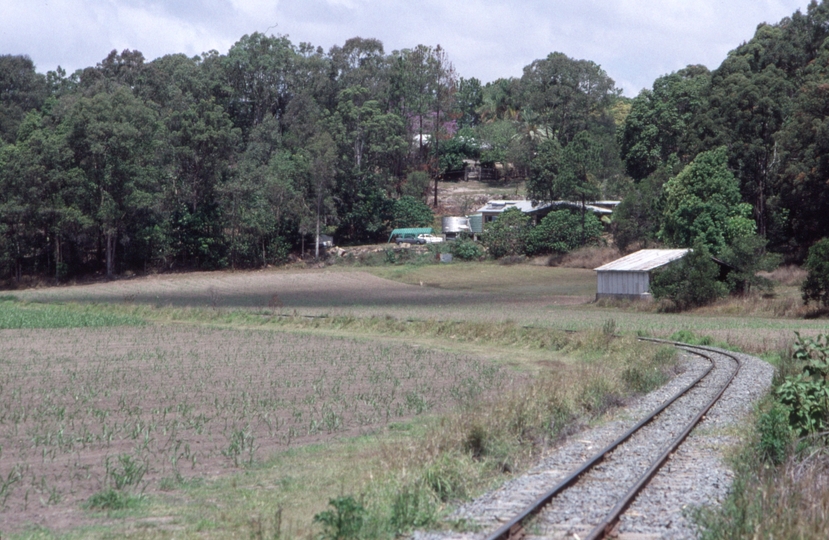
[415, 341, 772, 540]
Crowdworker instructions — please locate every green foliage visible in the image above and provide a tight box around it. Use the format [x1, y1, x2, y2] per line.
[801, 238, 829, 306]
[612, 169, 671, 251]
[668, 330, 714, 346]
[313, 496, 367, 540]
[0, 301, 145, 329]
[105, 454, 148, 490]
[85, 489, 143, 511]
[391, 196, 434, 229]
[482, 208, 532, 259]
[775, 332, 829, 436]
[755, 403, 791, 465]
[618, 66, 711, 181]
[421, 453, 471, 502]
[718, 234, 781, 294]
[650, 243, 728, 310]
[449, 239, 484, 261]
[401, 171, 430, 200]
[525, 209, 603, 256]
[439, 127, 480, 172]
[660, 147, 755, 254]
[389, 482, 438, 533]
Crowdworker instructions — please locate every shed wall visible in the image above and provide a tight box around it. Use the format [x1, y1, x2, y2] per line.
[596, 271, 650, 298]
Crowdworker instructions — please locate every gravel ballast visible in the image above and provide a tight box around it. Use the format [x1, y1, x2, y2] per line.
[412, 346, 775, 540]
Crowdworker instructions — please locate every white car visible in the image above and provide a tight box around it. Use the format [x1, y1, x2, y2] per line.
[415, 234, 444, 244]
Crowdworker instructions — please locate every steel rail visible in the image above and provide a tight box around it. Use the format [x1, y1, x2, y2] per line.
[583, 343, 741, 540]
[483, 340, 728, 540]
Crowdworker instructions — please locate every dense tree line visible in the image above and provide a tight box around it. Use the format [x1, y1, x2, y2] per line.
[7, 1, 829, 283]
[615, 0, 829, 260]
[0, 32, 628, 282]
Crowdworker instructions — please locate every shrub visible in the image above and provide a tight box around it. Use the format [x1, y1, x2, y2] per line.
[401, 171, 431, 200]
[755, 403, 791, 465]
[775, 332, 829, 435]
[482, 207, 532, 259]
[391, 196, 434, 229]
[650, 243, 728, 310]
[449, 238, 484, 261]
[313, 496, 366, 540]
[389, 482, 437, 533]
[85, 489, 142, 511]
[802, 238, 829, 306]
[525, 209, 603, 256]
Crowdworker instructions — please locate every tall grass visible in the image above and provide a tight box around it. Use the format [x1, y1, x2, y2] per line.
[308, 334, 678, 538]
[695, 341, 829, 540]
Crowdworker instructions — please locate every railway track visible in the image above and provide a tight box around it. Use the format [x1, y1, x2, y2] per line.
[415, 341, 771, 540]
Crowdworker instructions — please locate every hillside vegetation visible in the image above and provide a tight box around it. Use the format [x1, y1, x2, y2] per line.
[7, 2, 829, 284]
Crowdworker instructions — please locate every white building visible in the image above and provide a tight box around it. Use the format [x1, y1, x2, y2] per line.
[594, 249, 691, 300]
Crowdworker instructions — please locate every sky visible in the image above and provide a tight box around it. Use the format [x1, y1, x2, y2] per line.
[0, 0, 814, 97]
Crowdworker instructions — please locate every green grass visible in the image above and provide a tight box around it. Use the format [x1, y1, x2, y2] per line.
[0, 300, 145, 329]
[360, 261, 596, 297]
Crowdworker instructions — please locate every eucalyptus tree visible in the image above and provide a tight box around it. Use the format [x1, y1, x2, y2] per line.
[618, 65, 711, 181]
[0, 54, 47, 143]
[63, 86, 162, 278]
[222, 33, 297, 135]
[519, 52, 618, 145]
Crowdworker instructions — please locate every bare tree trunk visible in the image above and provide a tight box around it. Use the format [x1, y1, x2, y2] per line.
[315, 198, 321, 260]
[106, 230, 115, 279]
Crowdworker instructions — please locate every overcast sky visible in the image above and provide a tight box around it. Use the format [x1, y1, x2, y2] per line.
[0, 0, 813, 97]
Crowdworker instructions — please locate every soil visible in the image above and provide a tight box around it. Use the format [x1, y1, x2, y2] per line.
[0, 326, 501, 533]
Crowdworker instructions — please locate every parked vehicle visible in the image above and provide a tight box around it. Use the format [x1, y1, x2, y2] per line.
[394, 233, 444, 245]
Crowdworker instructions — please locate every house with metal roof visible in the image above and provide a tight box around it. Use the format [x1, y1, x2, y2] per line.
[594, 249, 691, 300]
[475, 200, 615, 228]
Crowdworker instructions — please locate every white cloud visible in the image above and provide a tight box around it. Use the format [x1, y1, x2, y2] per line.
[0, 0, 813, 94]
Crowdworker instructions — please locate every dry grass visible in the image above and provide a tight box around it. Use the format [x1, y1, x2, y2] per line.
[759, 264, 808, 287]
[696, 445, 829, 540]
[554, 246, 622, 269]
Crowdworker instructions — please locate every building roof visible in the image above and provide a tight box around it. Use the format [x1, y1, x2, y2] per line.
[476, 200, 550, 214]
[594, 249, 691, 272]
[388, 227, 433, 243]
[475, 199, 614, 215]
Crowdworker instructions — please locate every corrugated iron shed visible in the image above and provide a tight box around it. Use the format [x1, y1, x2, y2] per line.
[594, 249, 691, 272]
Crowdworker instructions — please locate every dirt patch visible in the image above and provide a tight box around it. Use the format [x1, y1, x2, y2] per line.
[0, 325, 501, 533]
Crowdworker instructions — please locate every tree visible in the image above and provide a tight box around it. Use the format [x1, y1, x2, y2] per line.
[482, 207, 531, 259]
[525, 209, 603, 256]
[618, 66, 711, 181]
[528, 131, 602, 243]
[391, 196, 433, 229]
[660, 147, 755, 254]
[307, 132, 337, 258]
[802, 238, 829, 307]
[64, 87, 162, 278]
[0, 55, 47, 144]
[651, 242, 728, 310]
[519, 52, 618, 144]
[719, 233, 781, 294]
[222, 33, 297, 134]
[455, 77, 483, 128]
[612, 170, 670, 252]
[438, 127, 480, 173]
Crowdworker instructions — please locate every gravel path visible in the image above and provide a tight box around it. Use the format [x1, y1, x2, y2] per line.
[412, 346, 774, 540]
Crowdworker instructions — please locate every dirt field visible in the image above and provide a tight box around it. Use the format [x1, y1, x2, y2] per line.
[0, 325, 502, 533]
[13, 265, 827, 353]
[13, 266, 597, 328]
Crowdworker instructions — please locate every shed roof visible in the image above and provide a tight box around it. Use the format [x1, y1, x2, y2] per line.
[388, 228, 433, 242]
[476, 200, 550, 214]
[594, 249, 691, 272]
[475, 200, 614, 215]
